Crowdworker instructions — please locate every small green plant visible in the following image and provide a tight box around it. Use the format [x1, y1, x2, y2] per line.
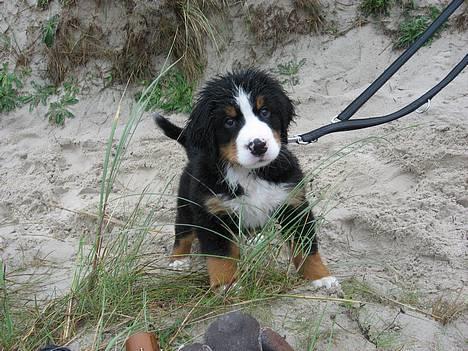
[22, 81, 57, 112]
[46, 80, 79, 125]
[37, 0, 51, 9]
[59, 0, 76, 6]
[394, 6, 443, 49]
[138, 69, 194, 113]
[42, 15, 60, 48]
[272, 58, 306, 87]
[0, 63, 24, 113]
[360, 0, 393, 16]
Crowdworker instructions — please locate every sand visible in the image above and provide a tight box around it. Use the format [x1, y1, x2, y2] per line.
[0, 0, 467, 350]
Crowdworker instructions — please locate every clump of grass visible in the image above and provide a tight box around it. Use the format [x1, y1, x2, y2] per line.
[37, 0, 51, 9]
[42, 15, 60, 48]
[293, 0, 325, 32]
[0, 63, 25, 113]
[46, 80, 79, 125]
[248, 3, 324, 52]
[59, 0, 76, 6]
[138, 69, 194, 113]
[272, 58, 306, 87]
[168, 0, 225, 81]
[46, 15, 104, 84]
[431, 292, 466, 325]
[360, 0, 393, 17]
[112, 1, 225, 83]
[394, 5, 443, 49]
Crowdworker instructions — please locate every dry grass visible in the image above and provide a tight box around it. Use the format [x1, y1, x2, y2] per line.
[455, 4, 468, 31]
[293, 0, 325, 32]
[46, 15, 104, 84]
[165, 0, 227, 81]
[44, 1, 226, 84]
[431, 291, 466, 325]
[248, 2, 324, 52]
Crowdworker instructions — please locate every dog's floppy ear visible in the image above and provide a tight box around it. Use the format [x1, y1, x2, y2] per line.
[185, 97, 217, 156]
[278, 92, 295, 144]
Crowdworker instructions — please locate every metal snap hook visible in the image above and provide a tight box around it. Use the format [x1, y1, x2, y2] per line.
[416, 99, 431, 114]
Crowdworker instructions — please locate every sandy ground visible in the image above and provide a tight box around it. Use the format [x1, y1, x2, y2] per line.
[1, 0, 467, 350]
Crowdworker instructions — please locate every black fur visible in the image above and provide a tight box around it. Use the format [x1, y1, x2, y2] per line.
[155, 69, 320, 283]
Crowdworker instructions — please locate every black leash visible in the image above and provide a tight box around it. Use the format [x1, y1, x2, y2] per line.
[289, 0, 467, 145]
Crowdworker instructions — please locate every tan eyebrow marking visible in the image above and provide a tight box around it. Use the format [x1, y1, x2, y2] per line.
[256, 95, 265, 110]
[225, 105, 237, 118]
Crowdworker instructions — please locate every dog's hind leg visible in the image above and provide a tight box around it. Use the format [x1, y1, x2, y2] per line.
[281, 205, 339, 289]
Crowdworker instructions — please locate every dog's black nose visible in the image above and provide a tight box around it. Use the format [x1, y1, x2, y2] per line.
[248, 138, 268, 156]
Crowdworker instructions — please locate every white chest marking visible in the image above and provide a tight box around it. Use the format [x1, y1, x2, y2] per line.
[223, 166, 290, 229]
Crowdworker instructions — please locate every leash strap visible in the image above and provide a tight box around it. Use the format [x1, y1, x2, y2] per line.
[292, 54, 467, 144]
[336, 0, 465, 122]
[289, 0, 466, 144]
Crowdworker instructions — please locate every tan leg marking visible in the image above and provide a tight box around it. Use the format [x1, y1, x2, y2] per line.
[292, 251, 330, 281]
[206, 244, 240, 288]
[170, 231, 195, 261]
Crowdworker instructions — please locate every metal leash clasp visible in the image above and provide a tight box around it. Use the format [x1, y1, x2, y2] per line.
[288, 135, 316, 145]
[416, 99, 431, 114]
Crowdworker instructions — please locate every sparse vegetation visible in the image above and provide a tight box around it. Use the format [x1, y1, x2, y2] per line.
[42, 15, 60, 48]
[272, 58, 306, 87]
[360, 0, 393, 17]
[394, 5, 444, 49]
[248, 2, 324, 52]
[138, 69, 194, 113]
[293, 0, 325, 32]
[341, 277, 381, 303]
[431, 292, 467, 326]
[22, 81, 58, 112]
[45, 80, 79, 125]
[0, 63, 25, 113]
[37, 0, 51, 9]
[167, 0, 226, 81]
[46, 15, 104, 84]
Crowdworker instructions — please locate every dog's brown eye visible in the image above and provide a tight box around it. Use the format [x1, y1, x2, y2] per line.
[259, 108, 270, 119]
[224, 118, 236, 128]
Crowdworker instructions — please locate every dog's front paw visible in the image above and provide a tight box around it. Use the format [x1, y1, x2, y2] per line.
[169, 257, 191, 271]
[311, 276, 339, 289]
[214, 281, 241, 296]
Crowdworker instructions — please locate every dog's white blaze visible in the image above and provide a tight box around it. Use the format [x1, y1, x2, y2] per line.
[223, 166, 290, 229]
[234, 88, 280, 168]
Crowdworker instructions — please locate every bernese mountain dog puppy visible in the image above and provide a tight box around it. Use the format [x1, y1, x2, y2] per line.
[155, 69, 338, 291]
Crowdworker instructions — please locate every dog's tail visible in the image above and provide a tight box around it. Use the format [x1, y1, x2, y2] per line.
[153, 113, 187, 148]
